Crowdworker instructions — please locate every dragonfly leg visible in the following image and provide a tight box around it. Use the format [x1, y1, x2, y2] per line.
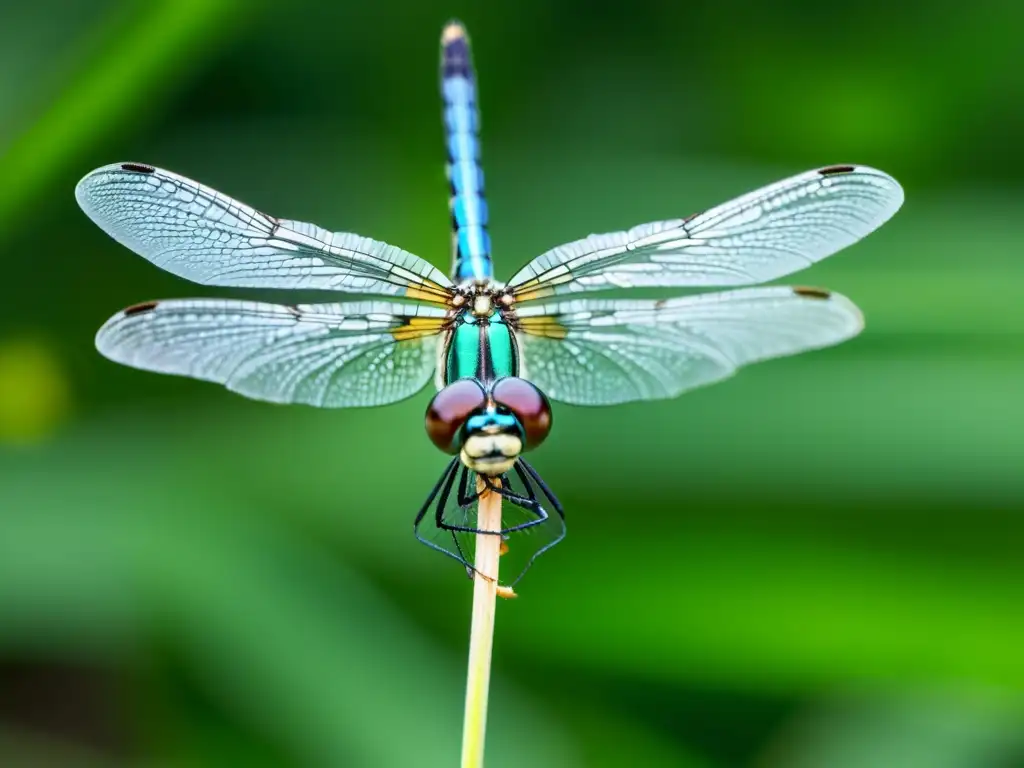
[415, 460, 567, 587]
[438, 469, 543, 536]
[456, 464, 483, 506]
[436, 498, 546, 536]
[481, 467, 552, 535]
[519, 460, 565, 523]
[482, 472, 534, 508]
[504, 460, 567, 587]
[413, 458, 476, 570]
[449, 466, 480, 571]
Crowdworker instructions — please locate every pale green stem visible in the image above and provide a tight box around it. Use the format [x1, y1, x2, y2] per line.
[460, 484, 502, 768]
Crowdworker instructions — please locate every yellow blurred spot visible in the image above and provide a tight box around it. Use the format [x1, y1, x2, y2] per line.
[0, 336, 70, 444]
[496, 585, 517, 600]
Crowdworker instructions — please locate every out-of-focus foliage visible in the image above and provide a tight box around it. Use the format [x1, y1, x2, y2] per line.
[2, 0, 1023, 765]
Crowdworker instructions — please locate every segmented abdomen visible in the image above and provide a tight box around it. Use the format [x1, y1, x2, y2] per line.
[441, 22, 491, 283]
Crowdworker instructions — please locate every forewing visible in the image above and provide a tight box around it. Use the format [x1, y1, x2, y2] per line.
[515, 286, 862, 405]
[77, 163, 452, 303]
[508, 165, 902, 301]
[96, 299, 449, 407]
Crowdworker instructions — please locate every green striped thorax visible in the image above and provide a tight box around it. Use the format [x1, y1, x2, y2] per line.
[444, 308, 518, 384]
[425, 288, 552, 475]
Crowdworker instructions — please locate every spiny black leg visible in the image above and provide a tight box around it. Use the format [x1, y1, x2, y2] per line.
[414, 458, 477, 569]
[506, 459, 567, 587]
[439, 488, 548, 536]
[512, 461, 537, 501]
[521, 458, 565, 520]
[447, 471, 533, 579]
[440, 469, 522, 536]
[419, 460, 567, 586]
[481, 471, 540, 508]
[413, 457, 457, 534]
[442, 466, 475, 569]
[439, 516, 515, 535]
[496, 497, 548, 535]
[439, 469, 548, 536]
[434, 460, 460, 531]
[456, 465, 481, 507]
[449, 467, 478, 570]
[482, 473, 534, 507]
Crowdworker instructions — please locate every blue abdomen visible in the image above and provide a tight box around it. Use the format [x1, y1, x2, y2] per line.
[441, 22, 492, 284]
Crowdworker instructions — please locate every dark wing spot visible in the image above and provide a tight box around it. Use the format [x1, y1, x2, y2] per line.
[285, 305, 302, 319]
[120, 163, 156, 174]
[818, 165, 855, 176]
[793, 286, 832, 300]
[123, 301, 159, 316]
[654, 299, 668, 309]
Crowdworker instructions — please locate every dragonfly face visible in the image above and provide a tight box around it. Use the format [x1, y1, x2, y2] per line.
[78, 20, 904, 586]
[426, 377, 552, 475]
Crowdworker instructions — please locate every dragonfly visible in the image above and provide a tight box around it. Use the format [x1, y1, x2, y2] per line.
[78, 20, 903, 586]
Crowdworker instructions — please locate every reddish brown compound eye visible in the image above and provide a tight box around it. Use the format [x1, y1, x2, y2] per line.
[425, 379, 487, 454]
[492, 377, 552, 450]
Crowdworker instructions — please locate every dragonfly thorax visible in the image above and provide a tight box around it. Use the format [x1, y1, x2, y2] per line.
[451, 281, 513, 311]
[472, 292, 492, 317]
[442, 286, 521, 389]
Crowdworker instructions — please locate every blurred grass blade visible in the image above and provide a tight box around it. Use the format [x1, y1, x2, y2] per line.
[0, 727, 117, 768]
[9, 417, 1024, 694]
[0, 464, 578, 767]
[760, 691, 1024, 768]
[0, 0, 247, 237]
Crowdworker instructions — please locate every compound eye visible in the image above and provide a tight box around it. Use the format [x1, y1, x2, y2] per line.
[425, 379, 487, 453]
[491, 377, 552, 450]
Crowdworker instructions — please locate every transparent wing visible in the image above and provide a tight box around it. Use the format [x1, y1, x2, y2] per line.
[96, 299, 449, 407]
[508, 165, 902, 302]
[514, 286, 862, 405]
[77, 163, 452, 304]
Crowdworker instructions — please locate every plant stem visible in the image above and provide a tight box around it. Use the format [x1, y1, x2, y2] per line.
[460, 482, 502, 768]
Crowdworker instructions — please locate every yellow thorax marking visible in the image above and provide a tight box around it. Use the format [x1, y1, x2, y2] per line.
[516, 316, 568, 339]
[404, 284, 451, 304]
[390, 316, 446, 342]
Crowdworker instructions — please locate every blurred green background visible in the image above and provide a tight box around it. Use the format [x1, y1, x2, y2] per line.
[2, 0, 1023, 766]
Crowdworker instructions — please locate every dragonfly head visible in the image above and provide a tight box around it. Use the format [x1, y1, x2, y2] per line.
[425, 377, 552, 476]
